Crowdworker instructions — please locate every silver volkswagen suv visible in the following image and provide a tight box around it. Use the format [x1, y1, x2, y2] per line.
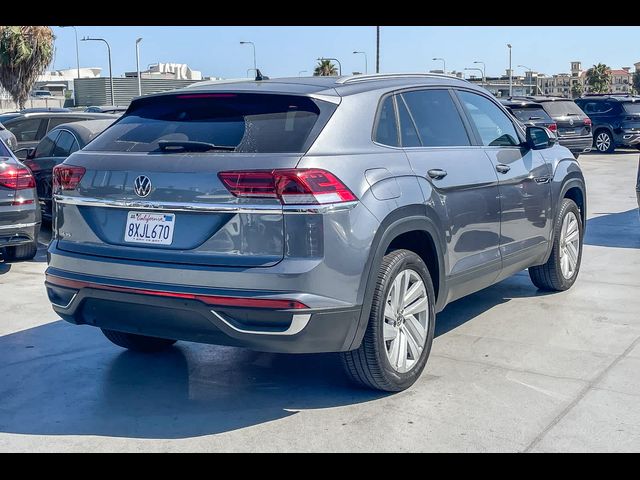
[46, 74, 586, 391]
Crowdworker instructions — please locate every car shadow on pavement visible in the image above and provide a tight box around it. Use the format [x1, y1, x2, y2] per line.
[0, 262, 11, 275]
[0, 320, 387, 439]
[435, 272, 554, 337]
[585, 209, 640, 249]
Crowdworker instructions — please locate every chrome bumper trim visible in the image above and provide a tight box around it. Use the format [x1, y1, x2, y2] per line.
[0, 221, 38, 230]
[211, 311, 311, 336]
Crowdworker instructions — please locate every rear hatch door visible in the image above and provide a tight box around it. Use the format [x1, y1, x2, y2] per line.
[542, 100, 591, 137]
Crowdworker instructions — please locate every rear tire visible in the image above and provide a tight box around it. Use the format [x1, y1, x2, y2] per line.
[529, 198, 583, 291]
[3, 242, 37, 262]
[341, 249, 435, 392]
[593, 129, 615, 153]
[101, 329, 177, 352]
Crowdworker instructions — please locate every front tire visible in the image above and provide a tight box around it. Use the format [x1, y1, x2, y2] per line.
[341, 249, 436, 392]
[594, 129, 615, 153]
[101, 329, 177, 353]
[529, 198, 583, 291]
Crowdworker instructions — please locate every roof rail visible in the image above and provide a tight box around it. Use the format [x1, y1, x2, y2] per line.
[335, 72, 469, 85]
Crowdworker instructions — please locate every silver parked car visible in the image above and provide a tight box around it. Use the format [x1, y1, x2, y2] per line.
[45, 74, 586, 391]
[0, 139, 40, 261]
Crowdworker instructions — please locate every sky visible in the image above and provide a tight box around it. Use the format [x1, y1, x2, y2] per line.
[49, 26, 640, 79]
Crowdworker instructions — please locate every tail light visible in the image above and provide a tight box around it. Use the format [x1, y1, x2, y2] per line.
[53, 165, 85, 191]
[0, 166, 36, 190]
[584, 118, 592, 126]
[219, 169, 357, 205]
[548, 123, 558, 132]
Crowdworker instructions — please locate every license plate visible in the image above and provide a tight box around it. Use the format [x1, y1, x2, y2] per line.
[124, 211, 175, 245]
[563, 129, 576, 135]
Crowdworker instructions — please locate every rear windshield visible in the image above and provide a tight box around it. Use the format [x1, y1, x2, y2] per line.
[622, 102, 640, 114]
[541, 101, 585, 117]
[509, 107, 553, 123]
[84, 93, 331, 153]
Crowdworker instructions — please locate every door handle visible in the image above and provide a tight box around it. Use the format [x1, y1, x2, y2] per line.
[427, 169, 448, 180]
[496, 164, 511, 174]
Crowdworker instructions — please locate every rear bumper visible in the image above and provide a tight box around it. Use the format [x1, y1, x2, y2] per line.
[0, 221, 39, 248]
[557, 135, 592, 153]
[45, 268, 362, 354]
[617, 131, 640, 147]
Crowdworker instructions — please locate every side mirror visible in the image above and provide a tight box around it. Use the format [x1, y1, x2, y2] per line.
[526, 126, 557, 150]
[13, 147, 35, 160]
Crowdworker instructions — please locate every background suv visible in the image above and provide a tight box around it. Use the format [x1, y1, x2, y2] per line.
[499, 98, 557, 132]
[508, 96, 592, 158]
[575, 95, 640, 153]
[45, 74, 586, 392]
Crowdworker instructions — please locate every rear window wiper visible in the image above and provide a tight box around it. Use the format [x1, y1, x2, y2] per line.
[528, 116, 543, 120]
[157, 140, 236, 152]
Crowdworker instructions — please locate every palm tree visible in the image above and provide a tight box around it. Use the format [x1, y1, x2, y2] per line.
[313, 59, 338, 77]
[632, 71, 640, 95]
[585, 63, 612, 94]
[0, 26, 55, 109]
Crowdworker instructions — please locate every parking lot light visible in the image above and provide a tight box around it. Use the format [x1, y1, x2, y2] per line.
[81, 36, 114, 106]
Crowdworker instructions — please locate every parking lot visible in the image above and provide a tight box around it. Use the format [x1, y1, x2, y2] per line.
[0, 151, 638, 452]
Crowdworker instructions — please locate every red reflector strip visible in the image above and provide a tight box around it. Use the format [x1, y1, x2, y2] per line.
[45, 275, 308, 310]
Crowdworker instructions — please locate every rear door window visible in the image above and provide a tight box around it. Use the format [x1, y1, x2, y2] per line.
[33, 130, 59, 158]
[47, 117, 86, 131]
[8, 118, 44, 142]
[85, 93, 333, 154]
[52, 131, 78, 157]
[399, 89, 470, 147]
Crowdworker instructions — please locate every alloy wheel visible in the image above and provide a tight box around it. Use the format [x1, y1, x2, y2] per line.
[595, 132, 611, 152]
[559, 211, 580, 279]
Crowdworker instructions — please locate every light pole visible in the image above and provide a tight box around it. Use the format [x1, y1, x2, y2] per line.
[82, 36, 114, 106]
[298, 70, 308, 77]
[376, 26, 380, 73]
[317, 57, 342, 76]
[59, 26, 80, 80]
[135, 38, 142, 97]
[518, 64, 534, 95]
[464, 67, 484, 85]
[353, 51, 368, 74]
[433, 57, 446, 74]
[507, 44, 513, 97]
[473, 60, 486, 87]
[240, 41, 257, 74]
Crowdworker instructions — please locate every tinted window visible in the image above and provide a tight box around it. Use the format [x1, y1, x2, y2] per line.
[7, 118, 43, 142]
[47, 117, 85, 131]
[86, 94, 328, 153]
[374, 96, 399, 147]
[623, 102, 640, 114]
[458, 91, 519, 147]
[396, 96, 421, 147]
[33, 131, 59, 158]
[541, 101, 585, 117]
[509, 107, 553, 123]
[52, 131, 77, 157]
[400, 89, 470, 147]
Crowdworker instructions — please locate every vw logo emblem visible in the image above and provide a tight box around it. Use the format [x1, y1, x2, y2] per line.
[569, 118, 574, 126]
[133, 175, 152, 198]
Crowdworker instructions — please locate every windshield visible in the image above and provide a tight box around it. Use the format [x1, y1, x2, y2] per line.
[542, 101, 585, 117]
[623, 102, 640, 114]
[509, 107, 552, 123]
[85, 93, 331, 154]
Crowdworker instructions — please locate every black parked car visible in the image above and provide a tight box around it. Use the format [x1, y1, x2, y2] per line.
[575, 95, 640, 153]
[509, 96, 592, 158]
[22, 119, 116, 220]
[3, 112, 118, 159]
[500, 98, 557, 131]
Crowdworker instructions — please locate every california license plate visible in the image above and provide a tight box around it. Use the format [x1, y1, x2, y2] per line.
[563, 128, 576, 135]
[124, 211, 175, 245]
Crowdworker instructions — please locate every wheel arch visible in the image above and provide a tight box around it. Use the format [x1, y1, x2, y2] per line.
[348, 204, 446, 350]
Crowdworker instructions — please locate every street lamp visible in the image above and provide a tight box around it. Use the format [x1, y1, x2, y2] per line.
[298, 70, 308, 77]
[353, 51, 368, 74]
[473, 60, 486, 86]
[135, 38, 142, 97]
[240, 41, 257, 74]
[518, 64, 534, 95]
[58, 26, 80, 80]
[464, 67, 484, 85]
[317, 57, 342, 76]
[433, 57, 446, 73]
[507, 44, 513, 97]
[82, 36, 114, 106]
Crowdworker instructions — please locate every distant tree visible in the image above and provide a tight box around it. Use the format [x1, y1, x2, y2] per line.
[571, 82, 584, 99]
[0, 26, 55, 109]
[585, 63, 612, 94]
[632, 71, 640, 95]
[314, 59, 338, 76]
